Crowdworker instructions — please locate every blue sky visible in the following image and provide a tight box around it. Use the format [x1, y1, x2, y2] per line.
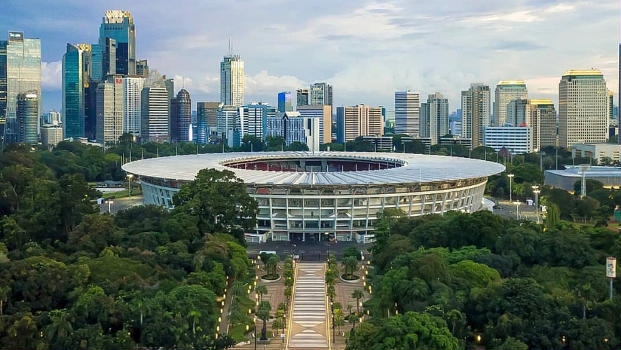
[1, 0, 619, 113]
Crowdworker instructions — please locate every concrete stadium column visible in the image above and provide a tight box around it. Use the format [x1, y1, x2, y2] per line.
[303, 232, 305, 242]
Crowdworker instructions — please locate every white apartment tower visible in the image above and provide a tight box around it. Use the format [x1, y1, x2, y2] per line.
[123, 76, 145, 136]
[420, 92, 449, 145]
[558, 70, 608, 148]
[141, 85, 170, 143]
[220, 55, 244, 107]
[394, 91, 420, 136]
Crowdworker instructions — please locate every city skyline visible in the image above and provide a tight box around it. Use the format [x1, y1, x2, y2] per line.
[1, 0, 619, 113]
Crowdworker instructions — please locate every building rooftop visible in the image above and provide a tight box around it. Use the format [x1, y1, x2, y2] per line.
[529, 99, 554, 105]
[497, 80, 526, 86]
[562, 69, 603, 77]
[122, 151, 505, 186]
[546, 165, 621, 178]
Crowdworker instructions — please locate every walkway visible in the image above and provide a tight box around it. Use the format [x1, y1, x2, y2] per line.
[288, 262, 329, 350]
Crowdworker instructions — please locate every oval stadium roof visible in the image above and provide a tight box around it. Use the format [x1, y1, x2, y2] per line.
[122, 151, 506, 186]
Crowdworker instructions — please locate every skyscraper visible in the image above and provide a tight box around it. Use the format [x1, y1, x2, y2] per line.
[62, 44, 86, 138]
[394, 91, 419, 136]
[136, 59, 149, 77]
[309, 83, 332, 106]
[217, 104, 238, 147]
[170, 89, 191, 143]
[608, 90, 614, 120]
[237, 102, 276, 140]
[527, 99, 556, 150]
[506, 98, 528, 126]
[558, 70, 608, 148]
[141, 83, 170, 143]
[96, 75, 124, 144]
[494, 81, 527, 126]
[220, 55, 244, 107]
[420, 92, 449, 145]
[99, 10, 136, 75]
[336, 105, 383, 143]
[16, 91, 38, 144]
[123, 76, 145, 136]
[296, 88, 309, 107]
[196, 102, 221, 144]
[297, 105, 332, 144]
[278, 91, 293, 112]
[1, 32, 41, 144]
[91, 37, 116, 81]
[461, 83, 490, 148]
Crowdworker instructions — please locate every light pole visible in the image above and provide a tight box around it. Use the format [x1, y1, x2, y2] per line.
[127, 174, 133, 197]
[108, 200, 114, 214]
[507, 173, 514, 202]
[513, 201, 521, 220]
[532, 186, 540, 224]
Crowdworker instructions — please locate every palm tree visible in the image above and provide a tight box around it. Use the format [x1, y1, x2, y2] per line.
[256, 285, 268, 303]
[257, 301, 271, 340]
[343, 256, 358, 278]
[351, 290, 364, 315]
[45, 309, 73, 345]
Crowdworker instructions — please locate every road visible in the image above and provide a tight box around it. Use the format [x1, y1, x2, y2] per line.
[491, 198, 541, 222]
[99, 195, 144, 214]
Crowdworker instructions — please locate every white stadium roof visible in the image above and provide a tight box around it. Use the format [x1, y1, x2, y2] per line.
[121, 152, 505, 186]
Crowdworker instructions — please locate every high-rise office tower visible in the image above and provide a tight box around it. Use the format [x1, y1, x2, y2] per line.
[336, 105, 383, 143]
[62, 44, 87, 138]
[278, 91, 293, 112]
[170, 89, 191, 143]
[220, 55, 244, 107]
[506, 98, 528, 126]
[461, 83, 490, 148]
[99, 10, 136, 75]
[196, 101, 220, 144]
[217, 104, 238, 147]
[394, 90, 420, 136]
[136, 59, 149, 77]
[296, 88, 309, 107]
[494, 81, 527, 126]
[16, 91, 38, 144]
[122, 76, 145, 136]
[527, 99, 556, 150]
[0, 32, 41, 144]
[309, 82, 332, 106]
[558, 70, 608, 148]
[96, 75, 124, 144]
[420, 92, 449, 145]
[91, 37, 116, 81]
[237, 102, 276, 140]
[297, 105, 332, 144]
[141, 77, 170, 143]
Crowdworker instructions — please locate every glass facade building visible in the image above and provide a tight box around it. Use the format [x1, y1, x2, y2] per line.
[16, 91, 39, 144]
[1, 32, 41, 144]
[62, 44, 85, 138]
[220, 55, 244, 107]
[99, 10, 136, 75]
[170, 89, 192, 143]
[278, 91, 293, 112]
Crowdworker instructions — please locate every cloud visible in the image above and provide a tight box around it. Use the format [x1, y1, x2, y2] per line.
[41, 61, 62, 90]
[490, 41, 545, 51]
[245, 70, 306, 97]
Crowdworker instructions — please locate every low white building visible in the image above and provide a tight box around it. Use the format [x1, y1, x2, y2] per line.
[484, 126, 533, 154]
[41, 124, 63, 149]
[571, 143, 620, 164]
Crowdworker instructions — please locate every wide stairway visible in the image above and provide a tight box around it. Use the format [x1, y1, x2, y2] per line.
[288, 262, 329, 349]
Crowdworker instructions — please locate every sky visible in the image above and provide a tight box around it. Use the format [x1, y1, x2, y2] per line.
[1, 0, 619, 113]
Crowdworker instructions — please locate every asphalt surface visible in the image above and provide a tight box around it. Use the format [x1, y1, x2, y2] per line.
[247, 241, 366, 261]
[99, 195, 144, 214]
[490, 198, 542, 222]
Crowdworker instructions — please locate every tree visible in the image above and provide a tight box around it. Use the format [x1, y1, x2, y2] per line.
[265, 254, 279, 278]
[346, 312, 459, 350]
[172, 168, 258, 240]
[256, 285, 268, 303]
[45, 309, 74, 347]
[343, 256, 358, 278]
[257, 301, 271, 340]
[0, 285, 9, 315]
[351, 290, 364, 315]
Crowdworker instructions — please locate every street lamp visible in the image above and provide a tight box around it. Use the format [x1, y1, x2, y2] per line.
[513, 201, 521, 220]
[532, 186, 540, 224]
[108, 200, 114, 214]
[127, 174, 134, 197]
[507, 174, 515, 202]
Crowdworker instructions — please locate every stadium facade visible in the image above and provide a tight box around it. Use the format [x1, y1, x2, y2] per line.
[122, 152, 505, 243]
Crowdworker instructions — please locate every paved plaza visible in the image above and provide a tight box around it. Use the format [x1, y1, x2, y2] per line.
[288, 263, 329, 350]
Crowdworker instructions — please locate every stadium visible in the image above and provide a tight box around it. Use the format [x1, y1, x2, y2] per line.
[122, 152, 505, 243]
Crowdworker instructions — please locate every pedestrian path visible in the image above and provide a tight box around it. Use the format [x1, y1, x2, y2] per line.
[288, 263, 329, 349]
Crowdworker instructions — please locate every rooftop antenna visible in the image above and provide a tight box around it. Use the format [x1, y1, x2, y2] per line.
[228, 38, 232, 56]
